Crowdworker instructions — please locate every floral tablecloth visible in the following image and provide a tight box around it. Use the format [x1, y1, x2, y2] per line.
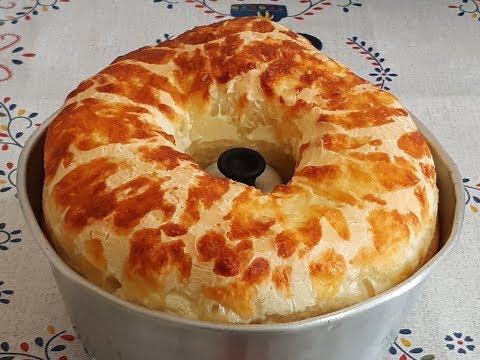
[1, 1, 479, 359]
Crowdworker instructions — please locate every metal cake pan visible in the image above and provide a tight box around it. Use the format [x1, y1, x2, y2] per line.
[17, 112, 464, 360]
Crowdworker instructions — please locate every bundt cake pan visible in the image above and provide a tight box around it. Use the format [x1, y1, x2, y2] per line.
[17, 112, 464, 360]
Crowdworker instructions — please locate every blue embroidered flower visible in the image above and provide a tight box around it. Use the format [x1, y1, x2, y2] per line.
[0, 222, 22, 250]
[0, 0, 69, 25]
[448, 0, 480, 22]
[388, 329, 436, 360]
[369, 67, 397, 83]
[0, 325, 76, 358]
[445, 333, 475, 354]
[0, 280, 14, 304]
[153, 0, 177, 10]
[156, 34, 174, 45]
[463, 177, 480, 213]
[346, 37, 398, 91]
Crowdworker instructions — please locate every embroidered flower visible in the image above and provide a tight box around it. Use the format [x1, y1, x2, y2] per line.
[388, 329, 435, 360]
[153, 0, 177, 10]
[156, 33, 173, 45]
[445, 333, 475, 354]
[346, 36, 397, 91]
[0, 325, 76, 359]
[463, 178, 480, 213]
[0, 280, 14, 304]
[369, 67, 397, 83]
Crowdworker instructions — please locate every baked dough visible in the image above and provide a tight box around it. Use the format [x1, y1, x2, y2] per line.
[43, 18, 438, 323]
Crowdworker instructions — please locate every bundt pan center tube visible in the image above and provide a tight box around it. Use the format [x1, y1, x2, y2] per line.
[17, 18, 464, 360]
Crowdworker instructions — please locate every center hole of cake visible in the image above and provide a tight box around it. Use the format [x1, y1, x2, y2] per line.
[185, 141, 294, 193]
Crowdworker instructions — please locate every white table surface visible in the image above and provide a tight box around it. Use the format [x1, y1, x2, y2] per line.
[0, 1, 478, 359]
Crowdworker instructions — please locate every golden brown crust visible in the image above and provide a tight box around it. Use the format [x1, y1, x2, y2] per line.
[43, 18, 438, 324]
[126, 229, 192, 284]
[197, 231, 253, 278]
[272, 265, 293, 298]
[398, 131, 431, 159]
